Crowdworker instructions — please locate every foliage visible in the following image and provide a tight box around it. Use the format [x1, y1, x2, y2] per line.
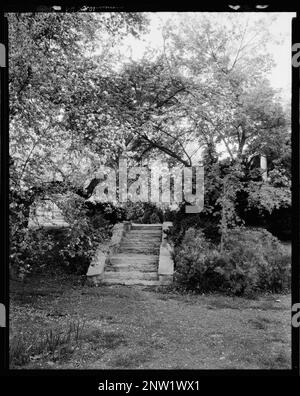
[9, 12, 149, 191]
[246, 182, 291, 214]
[10, 228, 58, 279]
[174, 227, 290, 296]
[216, 162, 245, 249]
[167, 205, 220, 246]
[9, 182, 58, 278]
[201, 157, 291, 242]
[161, 13, 289, 162]
[9, 12, 290, 189]
[9, 12, 149, 277]
[9, 13, 291, 280]
[57, 195, 111, 274]
[149, 212, 161, 224]
[141, 203, 164, 223]
[222, 228, 290, 293]
[174, 228, 221, 291]
[240, 175, 291, 240]
[121, 201, 163, 223]
[122, 201, 145, 221]
[267, 207, 291, 241]
[10, 194, 112, 278]
[9, 12, 290, 182]
[86, 201, 126, 224]
[10, 319, 86, 367]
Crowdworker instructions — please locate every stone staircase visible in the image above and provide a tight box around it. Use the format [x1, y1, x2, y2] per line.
[103, 224, 165, 286]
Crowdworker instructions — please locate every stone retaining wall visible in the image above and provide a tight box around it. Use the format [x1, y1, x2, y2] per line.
[86, 221, 131, 285]
[158, 222, 174, 284]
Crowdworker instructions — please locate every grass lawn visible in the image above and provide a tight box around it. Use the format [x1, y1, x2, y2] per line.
[10, 273, 291, 370]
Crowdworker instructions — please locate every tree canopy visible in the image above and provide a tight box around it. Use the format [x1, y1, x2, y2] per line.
[9, 12, 290, 207]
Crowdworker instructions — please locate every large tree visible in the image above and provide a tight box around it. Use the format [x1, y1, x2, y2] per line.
[9, 12, 149, 192]
[159, 13, 289, 163]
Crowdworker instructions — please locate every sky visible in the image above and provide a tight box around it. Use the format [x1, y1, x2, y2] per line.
[267, 12, 296, 99]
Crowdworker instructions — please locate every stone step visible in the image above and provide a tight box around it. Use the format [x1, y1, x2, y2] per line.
[123, 235, 161, 240]
[123, 243, 160, 247]
[109, 261, 158, 269]
[125, 241, 160, 245]
[87, 222, 175, 287]
[100, 223, 165, 286]
[119, 248, 159, 254]
[124, 234, 161, 237]
[120, 244, 160, 249]
[126, 234, 161, 239]
[119, 252, 159, 257]
[126, 232, 162, 236]
[125, 234, 161, 238]
[110, 254, 158, 264]
[104, 271, 158, 281]
[127, 230, 162, 236]
[102, 278, 171, 286]
[120, 242, 160, 247]
[123, 236, 161, 241]
[121, 242, 161, 246]
[129, 229, 162, 232]
[131, 224, 162, 230]
[107, 264, 157, 272]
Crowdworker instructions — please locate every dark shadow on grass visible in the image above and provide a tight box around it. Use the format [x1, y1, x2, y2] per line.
[259, 349, 291, 369]
[84, 330, 128, 349]
[206, 299, 242, 310]
[253, 301, 288, 311]
[248, 316, 282, 330]
[109, 349, 153, 368]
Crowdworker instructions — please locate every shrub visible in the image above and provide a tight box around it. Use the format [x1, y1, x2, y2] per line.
[58, 194, 112, 274]
[149, 212, 161, 224]
[163, 207, 178, 222]
[10, 225, 58, 279]
[168, 205, 220, 247]
[267, 207, 291, 241]
[174, 227, 290, 296]
[174, 229, 224, 291]
[121, 202, 164, 223]
[141, 203, 164, 224]
[239, 200, 292, 241]
[223, 228, 290, 293]
[10, 193, 112, 278]
[85, 201, 126, 224]
[123, 201, 144, 221]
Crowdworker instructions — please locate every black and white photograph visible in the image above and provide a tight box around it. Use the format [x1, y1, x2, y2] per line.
[1, 5, 299, 374]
